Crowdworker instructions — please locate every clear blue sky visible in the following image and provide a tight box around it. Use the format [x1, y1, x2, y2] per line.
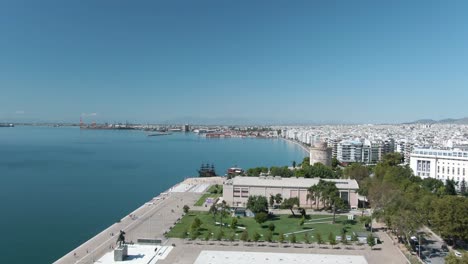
[1, 0, 467, 124]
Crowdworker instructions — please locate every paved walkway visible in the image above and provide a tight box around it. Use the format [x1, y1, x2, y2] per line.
[54, 177, 223, 264]
[158, 235, 409, 264]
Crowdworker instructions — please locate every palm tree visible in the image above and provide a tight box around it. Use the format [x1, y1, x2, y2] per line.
[307, 184, 320, 209]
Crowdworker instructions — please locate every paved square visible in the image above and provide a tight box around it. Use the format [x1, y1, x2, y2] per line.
[193, 250, 368, 264]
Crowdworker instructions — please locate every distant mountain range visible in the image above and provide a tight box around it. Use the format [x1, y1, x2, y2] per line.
[405, 117, 468, 125]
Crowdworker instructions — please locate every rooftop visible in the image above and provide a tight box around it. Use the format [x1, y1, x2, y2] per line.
[226, 176, 359, 189]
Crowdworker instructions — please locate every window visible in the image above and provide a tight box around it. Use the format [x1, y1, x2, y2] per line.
[438, 166, 440, 173]
[464, 168, 465, 176]
[233, 187, 241, 197]
[458, 168, 460, 175]
[241, 188, 249, 197]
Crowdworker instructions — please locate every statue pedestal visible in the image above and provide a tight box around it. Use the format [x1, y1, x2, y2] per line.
[114, 245, 128, 261]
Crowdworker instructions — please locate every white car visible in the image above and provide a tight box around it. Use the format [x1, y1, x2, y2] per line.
[454, 251, 462, 258]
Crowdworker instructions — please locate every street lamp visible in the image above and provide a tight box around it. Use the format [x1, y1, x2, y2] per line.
[418, 234, 421, 259]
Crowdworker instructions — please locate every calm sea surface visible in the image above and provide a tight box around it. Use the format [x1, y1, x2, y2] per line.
[0, 126, 306, 263]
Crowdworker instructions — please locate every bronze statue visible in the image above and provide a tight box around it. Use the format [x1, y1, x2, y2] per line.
[116, 230, 126, 246]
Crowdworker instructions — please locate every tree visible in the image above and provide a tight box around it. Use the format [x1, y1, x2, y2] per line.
[183, 205, 190, 214]
[431, 196, 468, 245]
[445, 252, 468, 264]
[303, 163, 338, 179]
[304, 233, 310, 244]
[181, 228, 188, 239]
[290, 234, 297, 244]
[240, 230, 249, 242]
[215, 230, 224, 241]
[301, 157, 310, 168]
[274, 193, 283, 204]
[209, 204, 218, 220]
[190, 230, 199, 240]
[328, 232, 337, 248]
[343, 163, 369, 184]
[341, 229, 348, 246]
[230, 217, 238, 230]
[359, 216, 372, 229]
[280, 197, 300, 217]
[318, 180, 346, 223]
[247, 195, 269, 213]
[445, 252, 460, 264]
[255, 212, 268, 224]
[204, 232, 211, 242]
[270, 166, 294, 177]
[191, 217, 202, 231]
[269, 195, 275, 207]
[298, 207, 306, 217]
[229, 233, 235, 242]
[218, 200, 230, 229]
[461, 179, 467, 196]
[299, 217, 305, 226]
[367, 234, 375, 249]
[278, 232, 285, 243]
[307, 184, 321, 210]
[421, 178, 444, 194]
[351, 233, 358, 243]
[292, 161, 296, 168]
[265, 230, 273, 242]
[445, 179, 457, 195]
[332, 157, 340, 168]
[268, 223, 276, 232]
[253, 231, 261, 242]
[382, 152, 403, 166]
[316, 232, 324, 247]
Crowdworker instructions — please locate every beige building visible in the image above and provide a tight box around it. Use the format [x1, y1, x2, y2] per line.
[310, 142, 332, 166]
[223, 176, 359, 209]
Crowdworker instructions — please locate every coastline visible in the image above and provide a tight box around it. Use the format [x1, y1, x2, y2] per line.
[280, 137, 310, 155]
[54, 177, 224, 264]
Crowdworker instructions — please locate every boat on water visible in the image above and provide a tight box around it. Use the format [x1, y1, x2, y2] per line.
[147, 132, 172, 136]
[227, 167, 244, 176]
[0, 123, 14, 127]
[198, 164, 217, 177]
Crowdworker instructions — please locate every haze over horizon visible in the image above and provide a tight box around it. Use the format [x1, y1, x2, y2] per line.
[1, 1, 468, 124]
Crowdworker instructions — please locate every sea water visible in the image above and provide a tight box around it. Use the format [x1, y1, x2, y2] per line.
[0, 126, 307, 263]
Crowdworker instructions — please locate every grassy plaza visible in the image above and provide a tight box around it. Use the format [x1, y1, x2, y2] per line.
[167, 211, 368, 243]
[194, 185, 223, 206]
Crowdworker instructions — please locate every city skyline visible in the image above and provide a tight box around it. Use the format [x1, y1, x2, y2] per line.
[2, 1, 468, 124]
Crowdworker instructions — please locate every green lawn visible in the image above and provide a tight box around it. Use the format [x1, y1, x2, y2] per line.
[206, 184, 222, 194]
[167, 211, 367, 242]
[194, 193, 222, 206]
[194, 184, 223, 206]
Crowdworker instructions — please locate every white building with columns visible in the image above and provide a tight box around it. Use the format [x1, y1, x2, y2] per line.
[410, 148, 468, 188]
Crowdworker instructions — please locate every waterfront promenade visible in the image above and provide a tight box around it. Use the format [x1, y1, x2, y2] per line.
[54, 177, 224, 264]
[281, 137, 310, 154]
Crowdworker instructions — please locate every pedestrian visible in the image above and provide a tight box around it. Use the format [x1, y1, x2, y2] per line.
[73, 252, 77, 257]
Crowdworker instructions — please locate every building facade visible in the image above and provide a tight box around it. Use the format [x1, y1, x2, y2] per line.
[223, 176, 359, 209]
[410, 148, 468, 188]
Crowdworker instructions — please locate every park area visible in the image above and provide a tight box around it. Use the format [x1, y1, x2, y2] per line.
[167, 211, 369, 245]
